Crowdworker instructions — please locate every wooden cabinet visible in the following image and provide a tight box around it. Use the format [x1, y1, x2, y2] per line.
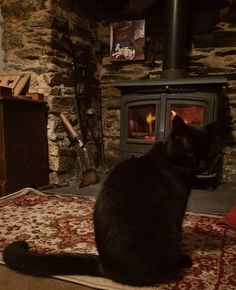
[0, 96, 49, 196]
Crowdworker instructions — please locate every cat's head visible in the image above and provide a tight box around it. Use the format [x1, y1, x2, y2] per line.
[166, 115, 230, 174]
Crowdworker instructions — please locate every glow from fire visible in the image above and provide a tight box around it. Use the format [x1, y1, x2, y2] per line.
[171, 110, 177, 118]
[146, 112, 156, 124]
[146, 112, 155, 135]
[171, 110, 188, 123]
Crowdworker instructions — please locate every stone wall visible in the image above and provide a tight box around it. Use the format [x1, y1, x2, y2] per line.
[1, 0, 236, 183]
[97, 3, 236, 181]
[0, 0, 102, 186]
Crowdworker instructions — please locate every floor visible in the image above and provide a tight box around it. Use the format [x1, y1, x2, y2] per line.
[0, 265, 93, 290]
[42, 175, 236, 216]
[2, 175, 236, 290]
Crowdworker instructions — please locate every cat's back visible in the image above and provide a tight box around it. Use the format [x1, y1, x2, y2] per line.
[100, 142, 173, 201]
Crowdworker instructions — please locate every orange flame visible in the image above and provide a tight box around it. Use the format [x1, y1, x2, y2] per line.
[146, 112, 155, 136]
[146, 112, 156, 125]
[171, 110, 177, 118]
[171, 110, 189, 123]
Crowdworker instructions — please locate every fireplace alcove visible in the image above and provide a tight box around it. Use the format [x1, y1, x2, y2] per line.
[115, 76, 228, 161]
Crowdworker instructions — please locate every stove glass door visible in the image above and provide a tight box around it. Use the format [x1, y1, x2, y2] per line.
[170, 104, 204, 125]
[128, 104, 157, 141]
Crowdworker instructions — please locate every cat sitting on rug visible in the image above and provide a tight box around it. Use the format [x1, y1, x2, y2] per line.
[3, 115, 227, 286]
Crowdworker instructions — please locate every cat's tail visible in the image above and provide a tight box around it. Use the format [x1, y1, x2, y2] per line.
[3, 241, 104, 277]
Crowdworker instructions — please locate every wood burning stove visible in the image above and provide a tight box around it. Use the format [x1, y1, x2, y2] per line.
[113, 0, 229, 187]
[115, 77, 228, 160]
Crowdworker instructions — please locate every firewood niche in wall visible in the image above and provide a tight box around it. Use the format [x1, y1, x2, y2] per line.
[71, 43, 102, 166]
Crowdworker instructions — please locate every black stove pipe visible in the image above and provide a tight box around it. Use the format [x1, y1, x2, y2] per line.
[161, 0, 188, 79]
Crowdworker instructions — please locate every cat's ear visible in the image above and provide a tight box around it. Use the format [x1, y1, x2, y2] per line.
[171, 115, 188, 137]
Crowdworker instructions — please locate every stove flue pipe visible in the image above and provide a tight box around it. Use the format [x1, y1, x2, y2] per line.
[161, 0, 188, 79]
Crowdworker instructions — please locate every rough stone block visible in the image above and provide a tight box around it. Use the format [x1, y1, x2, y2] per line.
[49, 155, 75, 172]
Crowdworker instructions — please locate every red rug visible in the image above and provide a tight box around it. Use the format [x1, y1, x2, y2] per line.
[0, 188, 236, 290]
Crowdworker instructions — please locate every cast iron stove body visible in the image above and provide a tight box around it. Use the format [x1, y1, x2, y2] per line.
[116, 77, 227, 160]
[113, 0, 228, 188]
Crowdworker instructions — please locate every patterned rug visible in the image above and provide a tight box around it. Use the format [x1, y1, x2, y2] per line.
[0, 188, 235, 290]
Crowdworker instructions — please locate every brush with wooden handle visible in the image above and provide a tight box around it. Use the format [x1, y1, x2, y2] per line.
[60, 113, 98, 187]
[60, 113, 85, 149]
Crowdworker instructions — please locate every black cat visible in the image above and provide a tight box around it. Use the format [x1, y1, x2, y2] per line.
[3, 115, 226, 286]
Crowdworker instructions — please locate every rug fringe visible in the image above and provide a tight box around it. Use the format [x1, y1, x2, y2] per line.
[0, 187, 46, 202]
